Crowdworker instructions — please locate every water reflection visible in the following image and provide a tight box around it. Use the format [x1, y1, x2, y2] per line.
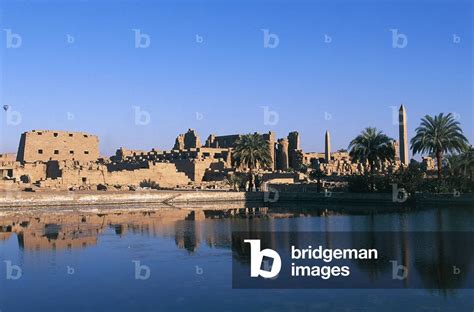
[0, 204, 473, 293]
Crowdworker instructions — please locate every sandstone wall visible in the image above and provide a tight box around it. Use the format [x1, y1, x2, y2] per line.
[15, 163, 47, 182]
[58, 162, 190, 188]
[106, 163, 190, 187]
[174, 158, 214, 183]
[17, 130, 99, 163]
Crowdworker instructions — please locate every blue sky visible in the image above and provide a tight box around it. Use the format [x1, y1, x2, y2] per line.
[0, 0, 472, 157]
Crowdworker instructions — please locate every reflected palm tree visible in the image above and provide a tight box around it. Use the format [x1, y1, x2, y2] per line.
[349, 229, 396, 281]
[412, 209, 474, 292]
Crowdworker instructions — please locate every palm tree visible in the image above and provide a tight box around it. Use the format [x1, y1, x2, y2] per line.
[444, 154, 462, 177]
[225, 174, 246, 191]
[309, 167, 326, 193]
[447, 146, 474, 180]
[233, 133, 272, 190]
[459, 147, 474, 180]
[411, 113, 469, 179]
[348, 127, 395, 190]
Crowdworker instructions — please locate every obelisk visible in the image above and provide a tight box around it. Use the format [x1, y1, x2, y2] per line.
[399, 105, 409, 165]
[325, 130, 331, 163]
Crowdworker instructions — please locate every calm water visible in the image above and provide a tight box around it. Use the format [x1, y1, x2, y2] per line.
[0, 204, 473, 311]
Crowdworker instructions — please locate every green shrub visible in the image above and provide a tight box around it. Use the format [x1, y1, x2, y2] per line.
[346, 174, 372, 193]
[140, 179, 160, 190]
[225, 174, 247, 190]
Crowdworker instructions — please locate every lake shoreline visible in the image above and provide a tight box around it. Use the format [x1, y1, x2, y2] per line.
[1, 189, 472, 209]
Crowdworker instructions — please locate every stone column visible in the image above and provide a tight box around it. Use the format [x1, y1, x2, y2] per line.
[287, 131, 300, 169]
[277, 138, 289, 170]
[266, 131, 276, 171]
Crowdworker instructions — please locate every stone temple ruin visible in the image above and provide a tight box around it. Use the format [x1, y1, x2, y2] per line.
[0, 106, 434, 191]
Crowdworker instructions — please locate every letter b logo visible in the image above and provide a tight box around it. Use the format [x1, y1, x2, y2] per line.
[4, 29, 22, 48]
[262, 106, 279, 126]
[261, 29, 279, 48]
[391, 183, 408, 203]
[132, 29, 151, 48]
[244, 239, 281, 279]
[133, 106, 151, 125]
[4, 261, 22, 280]
[132, 260, 151, 280]
[389, 29, 408, 48]
[390, 260, 407, 280]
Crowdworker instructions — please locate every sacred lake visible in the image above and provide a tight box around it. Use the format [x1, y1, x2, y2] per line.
[0, 203, 473, 311]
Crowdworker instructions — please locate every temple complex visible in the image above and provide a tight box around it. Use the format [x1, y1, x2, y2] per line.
[0, 106, 421, 191]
